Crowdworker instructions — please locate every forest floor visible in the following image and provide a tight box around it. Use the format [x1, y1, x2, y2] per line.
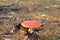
[0, 0, 60, 40]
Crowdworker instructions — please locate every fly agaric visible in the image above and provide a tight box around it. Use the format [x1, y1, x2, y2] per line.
[21, 21, 42, 33]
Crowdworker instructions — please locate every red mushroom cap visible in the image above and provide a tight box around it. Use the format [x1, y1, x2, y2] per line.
[21, 21, 42, 29]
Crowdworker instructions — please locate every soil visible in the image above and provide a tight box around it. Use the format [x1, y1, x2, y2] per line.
[0, 0, 60, 40]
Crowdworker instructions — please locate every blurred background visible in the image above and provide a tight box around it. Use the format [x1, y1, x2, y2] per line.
[0, 0, 60, 40]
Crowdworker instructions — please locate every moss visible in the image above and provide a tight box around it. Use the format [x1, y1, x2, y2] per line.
[56, 34, 60, 39]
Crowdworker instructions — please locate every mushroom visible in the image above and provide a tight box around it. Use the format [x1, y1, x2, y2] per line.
[21, 21, 42, 33]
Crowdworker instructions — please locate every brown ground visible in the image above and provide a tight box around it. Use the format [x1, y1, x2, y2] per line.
[0, 0, 60, 40]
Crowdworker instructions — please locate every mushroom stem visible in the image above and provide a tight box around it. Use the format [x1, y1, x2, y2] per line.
[28, 29, 33, 33]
